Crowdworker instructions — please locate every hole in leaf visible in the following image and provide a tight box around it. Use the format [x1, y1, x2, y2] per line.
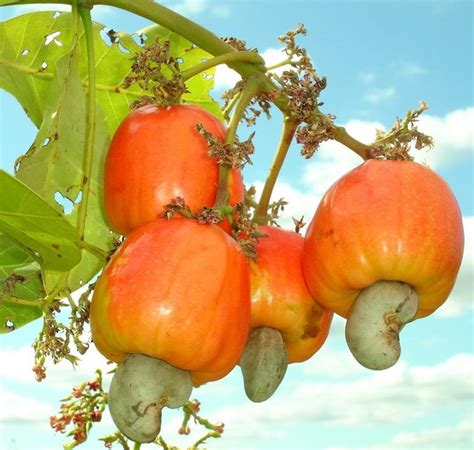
[42, 137, 50, 147]
[55, 191, 81, 215]
[200, 58, 208, 63]
[21, 49, 30, 56]
[176, 57, 184, 64]
[132, 33, 146, 47]
[45, 31, 62, 46]
[117, 42, 130, 54]
[40, 61, 48, 71]
[99, 28, 114, 46]
[201, 73, 214, 80]
[74, 190, 83, 205]
[55, 192, 74, 214]
[52, 11, 61, 19]
[5, 320, 16, 331]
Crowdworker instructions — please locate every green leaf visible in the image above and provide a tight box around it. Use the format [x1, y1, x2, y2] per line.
[0, 233, 43, 333]
[15, 40, 114, 295]
[0, 12, 222, 136]
[2, 11, 223, 295]
[0, 169, 82, 271]
[0, 301, 42, 334]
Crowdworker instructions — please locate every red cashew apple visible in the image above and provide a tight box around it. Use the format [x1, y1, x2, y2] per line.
[303, 159, 464, 369]
[104, 104, 244, 234]
[90, 219, 250, 441]
[240, 226, 333, 402]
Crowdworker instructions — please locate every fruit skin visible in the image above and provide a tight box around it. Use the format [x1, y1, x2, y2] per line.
[303, 159, 464, 319]
[90, 218, 250, 386]
[104, 104, 244, 235]
[250, 226, 333, 363]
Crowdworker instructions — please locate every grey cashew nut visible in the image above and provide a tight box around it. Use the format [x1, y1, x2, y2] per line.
[345, 281, 419, 370]
[109, 353, 192, 443]
[239, 327, 288, 403]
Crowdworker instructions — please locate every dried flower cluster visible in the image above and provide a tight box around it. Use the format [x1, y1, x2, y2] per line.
[221, 36, 256, 53]
[33, 285, 94, 381]
[196, 123, 255, 169]
[370, 102, 434, 160]
[230, 201, 268, 259]
[219, 35, 271, 127]
[271, 25, 336, 158]
[123, 38, 188, 108]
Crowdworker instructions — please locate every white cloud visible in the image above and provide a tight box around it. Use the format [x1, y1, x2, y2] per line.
[363, 86, 396, 103]
[0, 386, 53, 428]
[358, 72, 376, 84]
[214, 64, 241, 90]
[414, 107, 474, 167]
[210, 354, 473, 440]
[325, 417, 474, 449]
[398, 61, 428, 77]
[387, 418, 473, 449]
[301, 344, 366, 379]
[0, 340, 112, 391]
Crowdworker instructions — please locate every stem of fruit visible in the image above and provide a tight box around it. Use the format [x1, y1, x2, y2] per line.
[8, 0, 374, 160]
[333, 126, 372, 160]
[214, 77, 260, 208]
[77, 5, 96, 242]
[239, 327, 288, 402]
[345, 280, 419, 370]
[253, 116, 299, 224]
[222, 91, 242, 122]
[181, 51, 266, 81]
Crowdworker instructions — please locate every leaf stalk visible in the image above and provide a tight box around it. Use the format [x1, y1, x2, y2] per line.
[77, 5, 96, 242]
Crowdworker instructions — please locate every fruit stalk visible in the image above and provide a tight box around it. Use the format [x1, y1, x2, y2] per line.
[253, 116, 298, 224]
[214, 76, 260, 208]
[181, 51, 266, 81]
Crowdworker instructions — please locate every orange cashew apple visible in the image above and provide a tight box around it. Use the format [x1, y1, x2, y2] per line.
[104, 104, 243, 234]
[90, 218, 250, 442]
[303, 159, 464, 370]
[240, 226, 333, 402]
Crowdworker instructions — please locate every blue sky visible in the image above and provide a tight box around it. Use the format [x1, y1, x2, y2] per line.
[0, 1, 473, 449]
